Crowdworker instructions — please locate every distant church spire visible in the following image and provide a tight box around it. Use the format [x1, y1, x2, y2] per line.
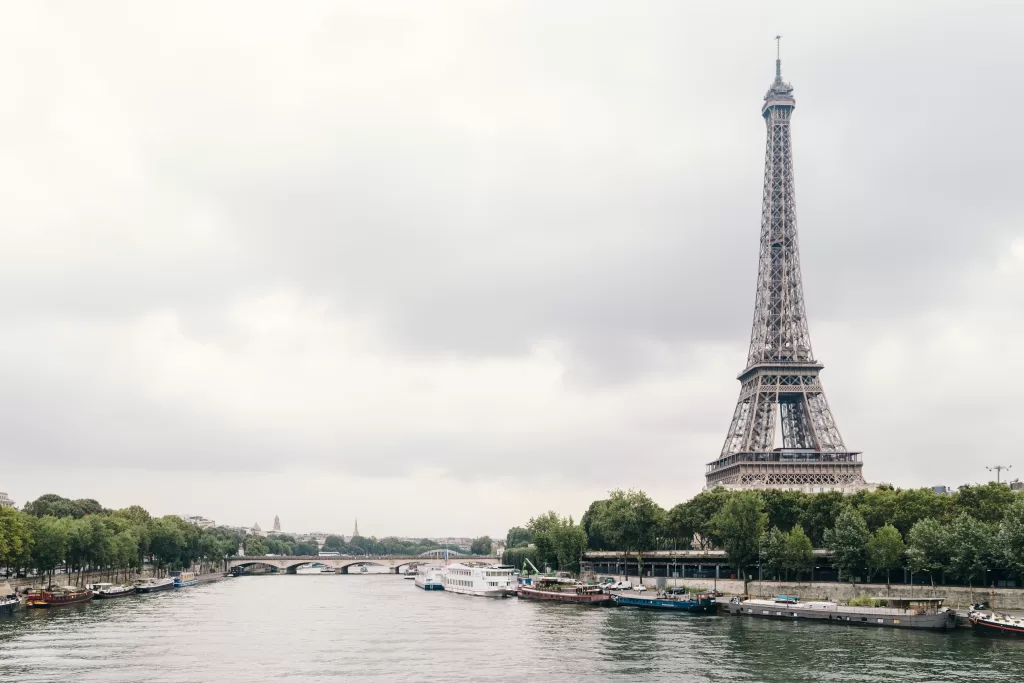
[273, 515, 281, 532]
[353, 518, 360, 537]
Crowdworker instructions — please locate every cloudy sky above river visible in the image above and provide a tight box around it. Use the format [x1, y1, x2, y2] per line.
[2, 1, 1022, 537]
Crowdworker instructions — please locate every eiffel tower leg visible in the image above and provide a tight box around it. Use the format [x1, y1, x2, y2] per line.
[804, 391, 847, 452]
[745, 388, 777, 453]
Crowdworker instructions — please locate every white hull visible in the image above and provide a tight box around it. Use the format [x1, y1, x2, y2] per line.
[441, 563, 516, 598]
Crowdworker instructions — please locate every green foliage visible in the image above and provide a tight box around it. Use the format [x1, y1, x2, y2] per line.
[0, 507, 33, 570]
[948, 513, 996, 586]
[323, 535, 346, 553]
[847, 595, 883, 607]
[799, 492, 847, 547]
[759, 527, 787, 580]
[470, 536, 493, 555]
[580, 501, 609, 550]
[824, 506, 870, 582]
[504, 526, 532, 549]
[783, 524, 814, 581]
[867, 524, 905, 583]
[525, 512, 588, 572]
[243, 534, 267, 557]
[23, 494, 108, 519]
[502, 544, 540, 571]
[956, 483, 1015, 525]
[761, 489, 806, 533]
[667, 488, 731, 550]
[593, 489, 665, 581]
[999, 496, 1024, 581]
[906, 518, 950, 586]
[711, 491, 767, 590]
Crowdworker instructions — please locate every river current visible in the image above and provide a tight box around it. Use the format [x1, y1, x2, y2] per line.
[1, 576, 1022, 682]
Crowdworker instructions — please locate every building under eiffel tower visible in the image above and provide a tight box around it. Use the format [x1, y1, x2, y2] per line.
[705, 46, 871, 494]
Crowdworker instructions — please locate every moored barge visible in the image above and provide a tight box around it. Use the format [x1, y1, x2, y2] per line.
[170, 571, 199, 588]
[87, 583, 135, 599]
[25, 586, 94, 608]
[727, 596, 956, 631]
[134, 577, 175, 593]
[968, 610, 1024, 636]
[517, 584, 613, 606]
[613, 591, 716, 613]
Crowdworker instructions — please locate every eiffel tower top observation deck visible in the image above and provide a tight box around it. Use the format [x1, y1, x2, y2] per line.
[705, 43, 868, 493]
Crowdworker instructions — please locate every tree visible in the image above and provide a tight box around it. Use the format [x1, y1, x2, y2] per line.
[893, 488, 954, 536]
[470, 536, 493, 555]
[244, 534, 267, 557]
[672, 487, 732, 550]
[149, 516, 187, 572]
[799, 492, 847, 547]
[711, 491, 767, 594]
[761, 489, 807, 533]
[867, 524, 905, 585]
[323, 535, 347, 553]
[824, 506, 870, 583]
[853, 488, 898, 532]
[948, 513, 996, 589]
[294, 540, 320, 556]
[593, 489, 665, 584]
[956, 483, 1015, 525]
[759, 527, 787, 580]
[526, 512, 563, 570]
[504, 526, 532, 549]
[999, 496, 1024, 582]
[552, 519, 588, 573]
[783, 524, 814, 583]
[0, 506, 33, 573]
[30, 516, 69, 583]
[906, 518, 950, 588]
[580, 500, 609, 550]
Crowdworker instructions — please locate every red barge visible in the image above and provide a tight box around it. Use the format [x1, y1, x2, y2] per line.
[517, 584, 613, 606]
[25, 586, 94, 608]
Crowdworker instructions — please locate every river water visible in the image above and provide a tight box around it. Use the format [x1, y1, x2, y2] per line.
[1, 576, 1023, 682]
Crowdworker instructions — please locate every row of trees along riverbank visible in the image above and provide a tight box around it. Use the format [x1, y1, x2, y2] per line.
[0, 494, 497, 585]
[502, 483, 1024, 593]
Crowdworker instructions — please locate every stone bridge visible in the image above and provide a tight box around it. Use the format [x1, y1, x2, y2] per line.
[226, 555, 500, 574]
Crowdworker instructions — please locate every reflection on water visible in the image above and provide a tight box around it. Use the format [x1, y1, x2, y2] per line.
[1, 577, 1023, 682]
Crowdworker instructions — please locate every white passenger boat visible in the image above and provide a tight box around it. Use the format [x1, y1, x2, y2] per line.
[441, 564, 516, 597]
[414, 566, 445, 591]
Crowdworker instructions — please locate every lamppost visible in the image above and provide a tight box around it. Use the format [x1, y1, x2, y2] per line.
[987, 465, 1012, 483]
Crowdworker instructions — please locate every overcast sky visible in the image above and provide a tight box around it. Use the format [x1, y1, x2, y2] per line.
[1, 1, 1022, 537]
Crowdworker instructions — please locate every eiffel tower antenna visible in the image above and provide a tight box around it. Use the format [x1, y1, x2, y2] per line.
[705, 43, 867, 493]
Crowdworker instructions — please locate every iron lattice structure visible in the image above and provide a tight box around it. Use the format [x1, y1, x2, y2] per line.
[705, 53, 865, 491]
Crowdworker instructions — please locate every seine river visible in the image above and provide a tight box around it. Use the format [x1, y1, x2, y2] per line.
[1, 576, 1023, 682]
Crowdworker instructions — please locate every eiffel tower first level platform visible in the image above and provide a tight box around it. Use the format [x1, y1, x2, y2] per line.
[705, 44, 869, 493]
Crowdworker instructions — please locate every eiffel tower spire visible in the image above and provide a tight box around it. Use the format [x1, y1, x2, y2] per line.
[706, 46, 867, 493]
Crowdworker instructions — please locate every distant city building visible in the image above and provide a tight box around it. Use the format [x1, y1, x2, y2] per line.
[931, 486, 953, 495]
[180, 515, 216, 529]
[1010, 479, 1023, 492]
[430, 537, 473, 552]
[353, 518, 360, 537]
[273, 515, 281, 532]
[251, 522, 266, 537]
[0, 492, 15, 508]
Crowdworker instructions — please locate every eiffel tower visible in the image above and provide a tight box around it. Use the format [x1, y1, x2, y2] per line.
[705, 42, 867, 492]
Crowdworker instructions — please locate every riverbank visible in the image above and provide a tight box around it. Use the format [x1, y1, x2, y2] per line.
[595, 574, 1024, 610]
[9, 568, 228, 592]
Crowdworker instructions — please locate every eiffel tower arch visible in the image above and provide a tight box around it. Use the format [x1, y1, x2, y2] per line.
[705, 47, 870, 494]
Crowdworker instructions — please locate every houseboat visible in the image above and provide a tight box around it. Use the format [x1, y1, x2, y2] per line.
[170, 571, 199, 587]
[25, 586, 94, 608]
[726, 595, 956, 630]
[86, 583, 135, 599]
[442, 563, 516, 597]
[517, 581, 612, 606]
[613, 590, 716, 613]
[414, 566, 445, 591]
[134, 577, 175, 593]
[1, 582, 20, 615]
[969, 609, 1024, 636]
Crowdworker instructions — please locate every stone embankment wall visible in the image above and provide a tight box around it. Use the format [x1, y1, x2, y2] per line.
[11, 567, 225, 591]
[596, 574, 1024, 610]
